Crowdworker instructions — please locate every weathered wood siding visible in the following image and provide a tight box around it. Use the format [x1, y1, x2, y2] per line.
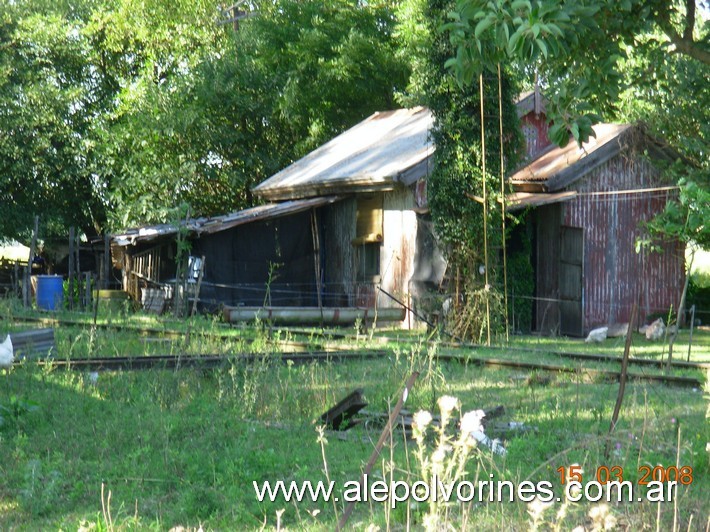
[322, 198, 356, 306]
[563, 155, 685, 330]
[380, 189, 417, 322]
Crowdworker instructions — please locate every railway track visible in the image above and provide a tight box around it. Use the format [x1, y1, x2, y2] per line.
[23, 350, 388, 371]
[282, 328, 710, 371]
[434, 353, 704, 389]
[10, 350, 703, 388]
[5, 316, 704, 388]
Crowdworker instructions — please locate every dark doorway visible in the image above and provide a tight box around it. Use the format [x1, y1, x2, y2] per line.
[559, 226, 584, 336]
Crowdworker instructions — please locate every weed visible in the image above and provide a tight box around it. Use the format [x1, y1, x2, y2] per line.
[0, 395, 39, 432]
[20, 459, 63, 517]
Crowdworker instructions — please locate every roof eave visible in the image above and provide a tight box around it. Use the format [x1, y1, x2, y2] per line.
[256, 180, 398, 202]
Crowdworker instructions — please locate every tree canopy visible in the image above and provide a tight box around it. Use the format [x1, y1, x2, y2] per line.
[1, 0, 408, 239]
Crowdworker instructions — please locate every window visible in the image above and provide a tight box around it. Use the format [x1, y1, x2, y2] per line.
[356, 242, 380, 282]
[353, 195, 383, 282]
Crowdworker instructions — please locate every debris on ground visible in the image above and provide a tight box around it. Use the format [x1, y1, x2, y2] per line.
[9, 328, 56, 360]
[319, 388, 368, 430]
[585, 326, 608, 343]
[645, 318, 665, 341]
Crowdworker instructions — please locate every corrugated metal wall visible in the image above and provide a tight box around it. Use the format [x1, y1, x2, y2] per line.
[562, 155, 685, 330]
[521, 112, 551, 160]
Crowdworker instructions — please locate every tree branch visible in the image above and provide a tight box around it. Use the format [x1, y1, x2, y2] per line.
[683, 0, 695, 41]
[669, 34, 710, 64]
[654, 1, 710, 65]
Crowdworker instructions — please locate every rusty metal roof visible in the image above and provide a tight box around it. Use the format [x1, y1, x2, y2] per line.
[505, 191, 577, 211]
[253, 107, 434, 201]
[112, 196, 341, 246]
[509, 123, 631, 191]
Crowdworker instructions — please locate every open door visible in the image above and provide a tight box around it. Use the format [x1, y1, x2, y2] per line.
[559, 226, 583, 336]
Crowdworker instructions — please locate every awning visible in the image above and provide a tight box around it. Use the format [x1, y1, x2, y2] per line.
[112, 196, 342, 246]
[505, 191, 577, 211]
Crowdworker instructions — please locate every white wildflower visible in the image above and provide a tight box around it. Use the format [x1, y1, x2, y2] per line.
[589, 504, 617, 531]
[527, 495, 553, 523]
[437, 395, 460, 416]
[460, 409, 485, 434]
[413, 410, 433, 430]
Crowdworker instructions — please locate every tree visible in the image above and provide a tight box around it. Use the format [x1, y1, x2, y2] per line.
[101, 0, 409, 230]
[396, 0, 525, 340]
[0, 0, 224, 239]
[443, 0, 710, 145]
[0, 2, 105, 239]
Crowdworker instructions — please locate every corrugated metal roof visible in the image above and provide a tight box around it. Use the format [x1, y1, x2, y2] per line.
[253, 107, 434, 201]
[112, 196, 340, 246]
[509, 124, 631, 190]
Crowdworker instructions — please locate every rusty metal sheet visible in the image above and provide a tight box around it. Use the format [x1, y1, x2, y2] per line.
[509, 124, 630, 186]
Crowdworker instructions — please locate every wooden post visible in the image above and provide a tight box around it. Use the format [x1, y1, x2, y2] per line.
[336, 372, 419, 531]
[69, 227, 75, 310]
[605, 304, 637, 460]
[687, 304, 695, 362]
[190, 256, 206, 318]
[85, 272, 92, 310]
[479, 72, 491, 346]
[22, 266, 29, 307]
[75, 231, 82, 309]
[103, 234, 110, 289]
[310, 209, 324, 326]
[14, 260, 19, 298]
[498, 63, 509, 343]
[24, 215, 39, 307]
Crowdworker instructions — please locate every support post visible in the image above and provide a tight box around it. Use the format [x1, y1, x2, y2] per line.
[687, 304, 695, 362]
[85, 272, 92, 309]
[310, 209, 324, 326]
[76, 230, 82, 309]
[103, 234, 110, 289]
[190, 256, 206, 318]
[25, 215, 39, 307]
[14, 260, 19, 298]
[69, 227, 75, 310]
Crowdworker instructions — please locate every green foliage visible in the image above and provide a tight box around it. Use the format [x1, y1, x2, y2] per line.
[20, 459, 63, 517]
[0, 395, 40, 432]
[442, 0, 710, 146]
[643, 173, 710, 250]
[396, 0, 523, 339]
[101, 0, 409, 230]
[1, 0, 408, 236]
[507, 225, 534, 333]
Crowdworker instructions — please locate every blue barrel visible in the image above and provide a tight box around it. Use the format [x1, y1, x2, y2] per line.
[35, 275, 64, 310]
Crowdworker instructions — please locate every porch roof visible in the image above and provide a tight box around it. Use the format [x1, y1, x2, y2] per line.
[112, 196, 341, 246]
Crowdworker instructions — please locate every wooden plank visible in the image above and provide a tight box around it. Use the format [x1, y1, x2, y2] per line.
[9, 328, 56, 359]
[319, 388, 368, 431]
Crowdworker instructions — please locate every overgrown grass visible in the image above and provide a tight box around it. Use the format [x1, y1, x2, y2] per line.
[1, 303, 708, 530]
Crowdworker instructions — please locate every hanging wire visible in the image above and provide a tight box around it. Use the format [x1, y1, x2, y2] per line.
[498, 63, 509, 343]
[479, 72, 491, 346]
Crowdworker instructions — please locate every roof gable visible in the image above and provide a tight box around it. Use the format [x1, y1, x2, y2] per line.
[253, 107, 434, 201]
[508, 124, 677, 192]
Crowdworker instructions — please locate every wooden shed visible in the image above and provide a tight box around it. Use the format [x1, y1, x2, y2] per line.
[112, 107, 445, 326]
[251, 106, 445, 327]
[508, 121, 685, 336]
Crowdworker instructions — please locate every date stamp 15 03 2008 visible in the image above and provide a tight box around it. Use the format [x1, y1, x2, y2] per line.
[555, 464, 693, 503]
